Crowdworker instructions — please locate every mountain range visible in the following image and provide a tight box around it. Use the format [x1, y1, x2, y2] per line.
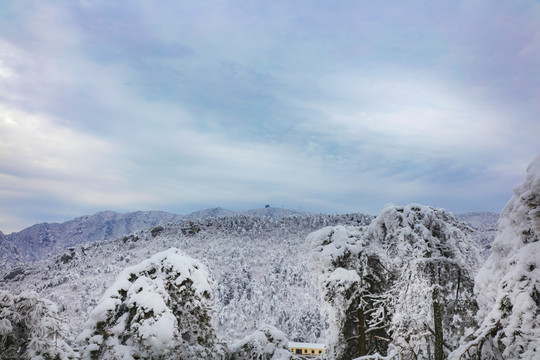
[0, 207, 499, 344]
[0, 207, 311, 270]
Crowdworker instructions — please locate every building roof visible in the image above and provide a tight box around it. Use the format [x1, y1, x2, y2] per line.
[288, 342, 326, 349]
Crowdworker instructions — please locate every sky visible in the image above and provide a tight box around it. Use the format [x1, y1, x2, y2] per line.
[1, 0, 539, 233]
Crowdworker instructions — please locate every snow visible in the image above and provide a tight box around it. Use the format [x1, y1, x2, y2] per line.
[88, 297, 121, 323]
[309, 203, 483, 359]
[451, 155, 540, 359]
[0, 204, 503, 358]
[327, 267, 361, 283]
[228, 325, 297, 359]
[78, 247, 223, 359]
[118, 247, 213, 299]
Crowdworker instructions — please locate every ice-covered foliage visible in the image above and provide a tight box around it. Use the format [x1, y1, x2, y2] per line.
[0, 290, 76, 360]
[1, 213, 373, 344]
[309, 225, 391, 359]
[371, 205, 482, 359]
[0, 207, 312, 271]
[228, 325, 299, 360]
[452, 156, 540, 360]
[309, 204, 483, 360]
[77, 248, 225, 359]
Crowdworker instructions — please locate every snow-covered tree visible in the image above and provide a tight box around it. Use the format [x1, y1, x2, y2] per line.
[309, 225, 391, 359]
[451, 155, 540, 360]
[77, 247, 225, 359]
[309, 204, 483, 360]
[366, 205, 482, 360]
[0, 290, 76, 360]
[228, 325, 299, 360]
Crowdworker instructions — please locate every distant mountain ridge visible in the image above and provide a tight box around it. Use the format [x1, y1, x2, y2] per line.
[0, 207, 313, 270]
[0, 212, 375, 343]
[0, 207, 499, 271]
[0, 208, 500, 345]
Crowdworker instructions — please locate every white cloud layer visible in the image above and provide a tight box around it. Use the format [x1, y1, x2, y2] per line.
[0, 0, 539, 232]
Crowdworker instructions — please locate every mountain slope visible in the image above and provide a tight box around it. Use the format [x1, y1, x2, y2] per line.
[0, 207, 313, 271]
[0, 209, 500, 347]
[0, 213, 373, 344]
[1, 210, 185, 268]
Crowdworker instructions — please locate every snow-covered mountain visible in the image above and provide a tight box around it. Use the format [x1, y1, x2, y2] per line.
[0, 212, 372, 344]
[0, 207, 499, 350]
[183, 206, 310, 220]
[0, 207, 312, 271]
[0, 210, 185, 269]
[243, 207, 312, 219]
[0, 231, 22, 271]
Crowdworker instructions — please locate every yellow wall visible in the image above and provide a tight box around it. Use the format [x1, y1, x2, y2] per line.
[290, 346, 325, 355]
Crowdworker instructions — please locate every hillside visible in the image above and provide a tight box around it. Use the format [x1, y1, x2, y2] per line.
[0, 213, 372, 344]
[0, 209, 499, 347]
[0, 207, 311, 271]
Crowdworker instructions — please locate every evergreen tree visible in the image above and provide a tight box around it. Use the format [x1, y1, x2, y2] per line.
[368, 205, 482, 359]
[309, 204, 482, 360]
[0, 290, 76, 360]
[77, 247, 225, 359]
[309, 225, 391, 359]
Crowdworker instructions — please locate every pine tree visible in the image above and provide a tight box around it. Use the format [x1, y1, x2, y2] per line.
[369, 205, 482, 359]
[308, 225, 392, 359]
[0, 290, 76, 360]
[77, 247, 225, 359]
[309, 205, 483, 360]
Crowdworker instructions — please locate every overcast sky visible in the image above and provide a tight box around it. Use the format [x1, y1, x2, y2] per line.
[1, 0, 539, 233]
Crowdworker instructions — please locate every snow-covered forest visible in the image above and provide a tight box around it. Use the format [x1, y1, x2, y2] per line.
[1, 212, 373, 359]
[1, 156, 539, 359]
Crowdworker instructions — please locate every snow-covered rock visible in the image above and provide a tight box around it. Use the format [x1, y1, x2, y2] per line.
[452, 155, 540, 360]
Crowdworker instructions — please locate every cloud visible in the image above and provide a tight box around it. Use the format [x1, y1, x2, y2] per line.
[0, 0, 539, 231]
[300, 70, 507, 149]
[0, 105, 118, 179]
